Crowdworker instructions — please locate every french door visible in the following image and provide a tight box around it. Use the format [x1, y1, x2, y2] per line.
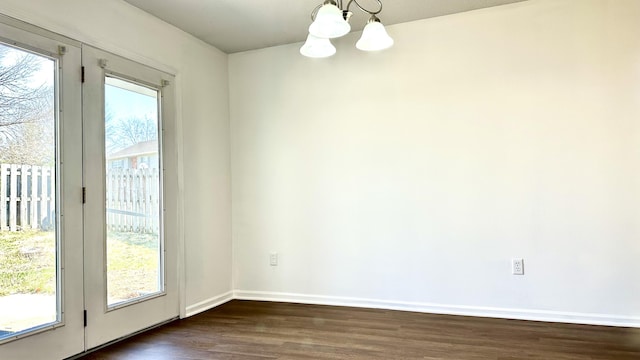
[0, 19, 179, 358]
[0, 16, 84, 360]
[82, 45, 179, 349]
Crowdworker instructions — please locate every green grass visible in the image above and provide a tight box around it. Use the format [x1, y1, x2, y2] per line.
[0, 230, 159, 301]
[107, 231, 160, 303]
[0, 230, 56, 296]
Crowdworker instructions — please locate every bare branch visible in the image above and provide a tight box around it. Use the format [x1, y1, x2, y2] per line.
[0, 45, 55, 164]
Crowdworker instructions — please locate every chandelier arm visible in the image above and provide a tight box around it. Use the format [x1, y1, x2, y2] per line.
[345, 0, 382, 15]
[310, 4, 323, 21]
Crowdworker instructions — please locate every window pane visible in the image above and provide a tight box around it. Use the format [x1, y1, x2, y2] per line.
[104, 76, 163, 307]
[0, 43, 58, 339]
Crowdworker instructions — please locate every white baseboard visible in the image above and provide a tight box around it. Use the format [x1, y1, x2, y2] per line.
[184, 291, 234, 317]
[233, 290, 640, 328]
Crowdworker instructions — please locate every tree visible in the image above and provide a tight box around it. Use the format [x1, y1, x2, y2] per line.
[105, 114, 158, 155]
[0, 45, 54, 165]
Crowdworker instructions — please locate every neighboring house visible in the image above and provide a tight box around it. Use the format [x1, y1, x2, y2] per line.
[107, 140, 158, 170]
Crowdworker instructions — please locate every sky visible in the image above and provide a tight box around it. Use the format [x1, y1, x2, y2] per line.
[105, 82, 158, 122]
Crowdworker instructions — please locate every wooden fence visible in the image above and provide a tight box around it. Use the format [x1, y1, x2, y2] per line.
[1, 164, 160, 234]
[106, 168, 160, 234]
[0, 164, 55, 231]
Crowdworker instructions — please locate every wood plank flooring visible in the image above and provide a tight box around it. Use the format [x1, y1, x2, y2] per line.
[77, 300, 640, 359]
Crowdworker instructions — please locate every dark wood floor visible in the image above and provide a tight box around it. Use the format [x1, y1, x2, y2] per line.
[77, 300, 640, 359]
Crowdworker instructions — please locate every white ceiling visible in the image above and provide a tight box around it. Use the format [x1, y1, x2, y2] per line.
[123, 0, 527, 54]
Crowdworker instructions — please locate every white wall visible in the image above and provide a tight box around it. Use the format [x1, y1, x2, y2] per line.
[230, 0, 640, 326]
[0, 0, 232, 314]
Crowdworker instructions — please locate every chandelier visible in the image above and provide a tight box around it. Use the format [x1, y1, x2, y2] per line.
[300, 0, 394, 58]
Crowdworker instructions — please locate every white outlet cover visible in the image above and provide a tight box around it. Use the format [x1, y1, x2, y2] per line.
[269, 252, 278, 266]
[512, 258, 524, 275]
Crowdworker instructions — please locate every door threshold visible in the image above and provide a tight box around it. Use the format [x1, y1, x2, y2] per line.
[66, 316, 179, 360]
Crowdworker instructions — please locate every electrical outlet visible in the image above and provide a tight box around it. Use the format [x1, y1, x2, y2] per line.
[269, 252, 278, 266]
[512, 258, 524, 275]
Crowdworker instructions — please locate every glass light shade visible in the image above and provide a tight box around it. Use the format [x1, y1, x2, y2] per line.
[300, 33, 336, 58]
[309, 3, 351, 39]
[356, 21, 394, 51]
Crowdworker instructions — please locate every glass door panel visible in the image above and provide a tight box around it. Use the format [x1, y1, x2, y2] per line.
[0, 41, 58, 341]
[0, 16, 84, 360]
[83, 45, 178, 350]
[104, 76, 163, 308]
